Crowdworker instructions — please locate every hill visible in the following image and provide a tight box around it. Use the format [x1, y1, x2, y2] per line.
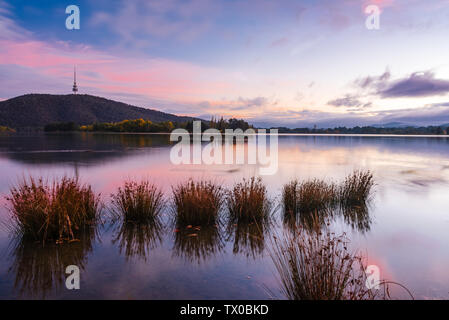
[0, 94, 199, 128]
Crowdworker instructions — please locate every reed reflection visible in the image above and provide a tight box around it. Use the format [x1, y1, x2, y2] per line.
[339, 204, 372, 233]
[8, 228, 95, 299]
[282, 171, 374, 234]
[112, 220, 164, 261]
[226, 177, 273, 258]
[173, 225, 223, 263]
[283, 207, 335, 233]
[226, 221, 270, 258]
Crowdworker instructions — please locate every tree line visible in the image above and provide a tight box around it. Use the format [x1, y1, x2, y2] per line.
[42, 120, 449, 135]
[273, 125, 448, 135]
[44, 117, 253, 133]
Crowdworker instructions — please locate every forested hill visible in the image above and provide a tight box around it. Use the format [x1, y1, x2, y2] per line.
[0, 94, 199, 128]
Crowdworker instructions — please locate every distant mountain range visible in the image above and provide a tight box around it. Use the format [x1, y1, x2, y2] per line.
[0, 94, 199, 128]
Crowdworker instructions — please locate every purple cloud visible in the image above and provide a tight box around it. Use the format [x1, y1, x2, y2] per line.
[327, 94, 372, 110]
[379, 72, 449, 98]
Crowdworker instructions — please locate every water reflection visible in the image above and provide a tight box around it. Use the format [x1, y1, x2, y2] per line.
[283, 205, 372, 234]
[0, 133, 172, 166]
[1, 134, 449, 299]
[8, 229, 95, 298]
[226, 221, 269, 258]
[283, 208, 334, 233]
[173, 225, 224, 264]
[340, 204, 372, 233]
[112, 220, 164, 261]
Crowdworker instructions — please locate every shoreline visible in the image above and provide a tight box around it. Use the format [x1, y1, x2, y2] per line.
[11, 131, 449, 138]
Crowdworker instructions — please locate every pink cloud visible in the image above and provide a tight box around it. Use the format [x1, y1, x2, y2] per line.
[0, 35, 236, 109]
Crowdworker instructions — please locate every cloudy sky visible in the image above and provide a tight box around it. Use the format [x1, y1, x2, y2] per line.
[2, 0, 449, 127]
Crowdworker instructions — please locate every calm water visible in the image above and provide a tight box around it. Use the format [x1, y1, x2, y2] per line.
[1, 133, 449, 300]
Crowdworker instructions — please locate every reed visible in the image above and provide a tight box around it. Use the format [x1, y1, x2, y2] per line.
[271, 225, 380, 300]
[6, 176, 100, 242]
[227, 177, 271, 223]
[172, 180, 224, 226]
[282, 170, 374, 219]
[282, 180, 299, 216]
[339, 170, 374, 207]
[111, 180, 164, 223]
[296, 179, 338, 214]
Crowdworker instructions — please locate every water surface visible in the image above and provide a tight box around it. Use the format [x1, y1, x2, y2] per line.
[1, 133, 449, 299]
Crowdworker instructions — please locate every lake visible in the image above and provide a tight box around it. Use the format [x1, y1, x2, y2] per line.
[0, 132, 449, 299]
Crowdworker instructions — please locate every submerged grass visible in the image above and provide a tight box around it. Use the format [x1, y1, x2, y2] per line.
[6, 176, 101, 243]
[172, 179, 225, 226]
[111, 180, 164, 223]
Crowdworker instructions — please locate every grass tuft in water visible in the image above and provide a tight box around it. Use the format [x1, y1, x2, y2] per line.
[271, 224, 381, 300]
[282, 180, 299, 217]
[227, 177, 271, 224]
[296, 180, 338, 214]
[339, 170, 374, 207]
[111, 180, 164, 223]
[6, 176, 101, 243]
[282, 170, 374, 218]
[172, 179, 224, 226]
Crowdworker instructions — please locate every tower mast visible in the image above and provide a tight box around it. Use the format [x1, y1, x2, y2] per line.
[72, 66, 78, 94]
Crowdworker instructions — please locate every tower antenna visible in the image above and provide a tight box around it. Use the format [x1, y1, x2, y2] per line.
[72, 66, 78, 94]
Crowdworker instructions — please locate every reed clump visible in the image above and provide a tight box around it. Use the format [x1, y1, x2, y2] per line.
[172, 180, 224, 226]
[6, 177, 100, 242]
[271, 226, 380, 300]
[226, 177, 272, 258]
[296, 180, 338, 213]
[227, 177, 271, 224]
[339, 170, 374, 207]
[282, 180, 299, 216]
[282, 170, 374, 218]
[111, 180, 164, 223]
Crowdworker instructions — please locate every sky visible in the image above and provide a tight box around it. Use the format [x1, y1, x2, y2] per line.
[2, 0, 449, 127]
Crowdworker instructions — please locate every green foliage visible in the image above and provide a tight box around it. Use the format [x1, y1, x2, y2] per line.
[0, 94, 196, 128]
[0, 126, 15, 132]
[82, 119, 176, 133]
